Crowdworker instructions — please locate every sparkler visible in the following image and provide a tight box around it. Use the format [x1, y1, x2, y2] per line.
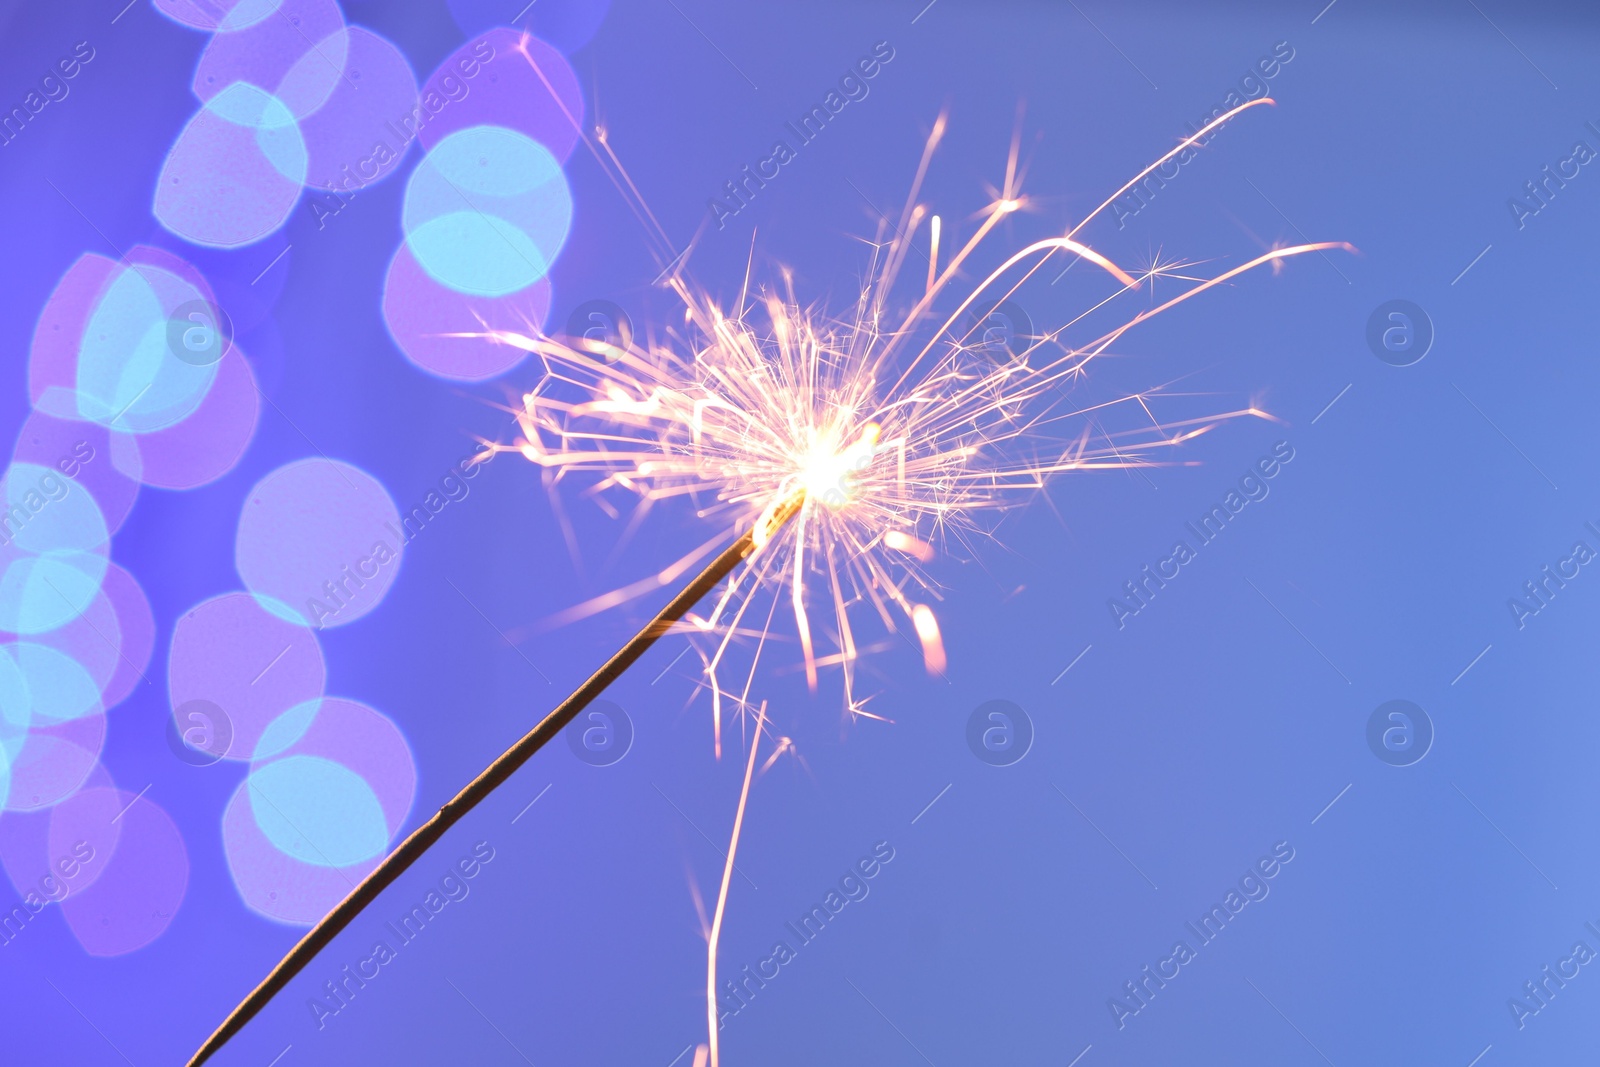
[469, 96, 1347, 1067]
[190, 86, 1349, 1065]
[484, 97, 1348, 742]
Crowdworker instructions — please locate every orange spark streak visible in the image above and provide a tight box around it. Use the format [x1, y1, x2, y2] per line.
[911, 604, 946, 674]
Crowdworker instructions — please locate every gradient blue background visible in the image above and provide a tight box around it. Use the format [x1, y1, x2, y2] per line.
[2, 0, 1598, 1064]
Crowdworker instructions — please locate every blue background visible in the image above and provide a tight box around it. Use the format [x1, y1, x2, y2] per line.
[2, 0, 1598, 1064]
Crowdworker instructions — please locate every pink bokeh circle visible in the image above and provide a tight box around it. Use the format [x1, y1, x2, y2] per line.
[154, 0, 285, 32]
[11, 409, 140, 536]
[168, 591, 327, 760]
[154, 84, 307, 249]
[418, 28, 583, 163]
[222, 697, 414, 925]
[192, 0, 347, 118]
[59, 790, 189, 956]
[108, 343, 260, 491]
[19, 561, 155, 713]
[235, 459, 404, 628]
[0, 762, 119, 906]
[295, 27, 419, 192]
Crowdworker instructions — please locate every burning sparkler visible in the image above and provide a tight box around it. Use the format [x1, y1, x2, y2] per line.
[481, 96, 1346, 747]
[191, 90, 1348, 1067]
[467, 95, 1347, 1067]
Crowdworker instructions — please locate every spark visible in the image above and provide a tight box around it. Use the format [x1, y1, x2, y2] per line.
[704, 701, 766, 1067]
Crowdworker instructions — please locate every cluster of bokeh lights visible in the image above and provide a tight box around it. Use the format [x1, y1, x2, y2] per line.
[4, 0, 604, 952]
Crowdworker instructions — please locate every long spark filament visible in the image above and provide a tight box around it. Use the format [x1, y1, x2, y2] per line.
[706, 702, 767, 1067]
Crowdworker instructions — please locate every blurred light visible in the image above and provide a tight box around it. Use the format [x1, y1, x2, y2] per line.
[0, 763, 118, 904]
[155, 82, 307, 248]
[191, 0, 345, 117]
[223, 697, 414, 924]
[59, 788, 188, 956]
[295, 27, 418, 191]
[7, 643, 103, 726]
[25, 561, 154, 711]
[74, 262, 220, 432]
[418, 28, 585, 163]
[383, 241, 551, 380]
[3, 728, 103, 812]
[109, 344, 259, 490]
[246, 755, 388, 867]
[153, 0, 285, 32]
[234, 458, 405, 628]
[250, 698, 417, 834]
[12, 409, 141, 535]
[168, 590, 327, 759]
[44, 773, 122, 897]
[0, 461, 110, 635]
[29, 253, 122, 422]
[403, 125, 572, 296]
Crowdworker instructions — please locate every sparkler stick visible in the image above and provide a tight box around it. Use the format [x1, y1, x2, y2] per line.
[187, 492, 806, 1067]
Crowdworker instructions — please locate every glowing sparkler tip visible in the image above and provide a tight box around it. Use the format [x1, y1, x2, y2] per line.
[753, 491, 806, 550]
[800, 423, 881, 510]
